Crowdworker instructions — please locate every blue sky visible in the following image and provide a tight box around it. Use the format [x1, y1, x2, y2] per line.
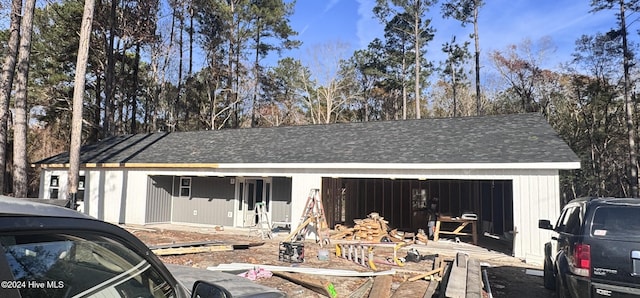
[283, 0, 621, 70]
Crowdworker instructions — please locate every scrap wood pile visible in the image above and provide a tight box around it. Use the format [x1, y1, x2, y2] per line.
[209, 258, 450, 298]
[330, 212, 428, 245]
[331, 212, 390, 241]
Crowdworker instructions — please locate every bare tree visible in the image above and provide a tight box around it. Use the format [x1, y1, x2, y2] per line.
[590, 0, 639, 196]
[68, 0, 96, 207]
[0, 0, 22, 194]
[301, 42, 356, 124]
[12, 0, 36, 197]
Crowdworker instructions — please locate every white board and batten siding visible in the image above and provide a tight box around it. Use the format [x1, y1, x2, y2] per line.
[512, 172, 561, 265]
[289, 174, 323, 231]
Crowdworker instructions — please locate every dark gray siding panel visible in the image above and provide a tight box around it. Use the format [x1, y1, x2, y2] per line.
[146, 176, 173, 223]
[271, 177, 292, 223]
[171, 177, 235, 226]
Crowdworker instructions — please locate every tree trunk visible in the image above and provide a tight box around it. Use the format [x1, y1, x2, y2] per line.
[402, 38, 407, 120]
[117, 40, 126, 134]
[414, 1, 421, 119]
[130, 43, 140, 133]
[0, 0, 22, 195]
[251, 18, 261, 128]
[620, 1, 638, 197]
[13, 0, 37, 198]
[473, 1, 481, 115]
[176, 10, 184, 131]
[68, 0, 95, 207]
[104, 0, 118, 137]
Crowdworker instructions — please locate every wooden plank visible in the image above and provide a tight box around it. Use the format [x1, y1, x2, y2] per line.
[368, 275, 393, 298]
[348, 278, 374, 298]
[152, 245, 234, 256]
[451, 222, 470, 234]
[390, 280, 428, 298]
[444, 253, 468, 298]
[284, 217, 314, 242]
[408, 267, 443, 282]
[434, 221, 441, 242]
[273, 271, 337, 298]
[465, 259, 483, 298]
[148, 240, 223, 250]
[208, 263, 396, 277]
[423, 280, 439, 298]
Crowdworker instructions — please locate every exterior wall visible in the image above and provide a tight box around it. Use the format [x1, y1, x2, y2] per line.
[146, 176, 173, 223]
[123, 170, 148, 224]
[89, 170, 125, 224]
[512, 172, 561, 265]
[37, 166, 566, 264]
[271, 177, 292, 224]
[171, 177, 235, 226]
[290, 174, 323, 232]
[83, 169, 147, 225]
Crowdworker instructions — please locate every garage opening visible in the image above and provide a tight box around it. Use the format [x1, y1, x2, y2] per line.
[322, 178, 514, 253]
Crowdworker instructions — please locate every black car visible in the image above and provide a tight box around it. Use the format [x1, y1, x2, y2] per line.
[0, 196, 283, 298]
[538, 197, 640, 298]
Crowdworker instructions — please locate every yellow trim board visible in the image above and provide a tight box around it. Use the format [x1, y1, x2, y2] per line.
[36, 163, 220, 169]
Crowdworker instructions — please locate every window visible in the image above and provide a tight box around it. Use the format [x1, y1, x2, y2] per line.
[557, 206, 582, 235]
[77, 176, 85, 202]
[238, 183, 244, 211]
[179, 177, 191, 197]
[0, 232, 175, 298]
[412, 189, 428, 210]
[50, 176, 59, 199]
[265, 183, 271, 211]
[591, 206, 640, 238]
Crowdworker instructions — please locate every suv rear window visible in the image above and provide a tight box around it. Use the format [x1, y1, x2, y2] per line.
[591, 206, 640, 238]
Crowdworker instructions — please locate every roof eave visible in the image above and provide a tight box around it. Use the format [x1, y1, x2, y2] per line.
[36, 161, 581, 170]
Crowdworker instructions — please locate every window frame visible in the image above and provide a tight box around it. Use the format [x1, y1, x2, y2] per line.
[179, 177, 192, 198]
[50, 175, 60, 199]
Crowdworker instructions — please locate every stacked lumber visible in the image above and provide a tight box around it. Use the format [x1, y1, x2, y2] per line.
[331, 212, 391, 241]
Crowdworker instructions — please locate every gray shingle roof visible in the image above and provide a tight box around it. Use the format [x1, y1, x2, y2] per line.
[35, 113, 580, 165]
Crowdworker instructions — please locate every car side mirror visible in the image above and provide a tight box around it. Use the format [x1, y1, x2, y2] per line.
[191, 280, 233, 298]
[538, 219, 553, 230]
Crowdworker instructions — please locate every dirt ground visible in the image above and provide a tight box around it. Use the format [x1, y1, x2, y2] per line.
[127, 224, 554, 298]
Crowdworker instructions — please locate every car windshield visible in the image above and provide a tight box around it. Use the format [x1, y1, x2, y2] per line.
[590, 205, 640, 239]
[0, 232, 175, 298]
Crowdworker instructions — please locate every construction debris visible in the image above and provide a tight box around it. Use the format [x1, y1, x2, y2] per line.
[152, 245, 234, 256]
[369, 275, 393, 298]
[273, 272, 337, 298]
[331, 212, 431, 247]
[331, 212, 390, 242]
[348, 278, 374, 298]
[440, 252, 484, 298]
[207, 263, 397, 277]
[407, 267, 444, 282]
[150, 241, 264, 256]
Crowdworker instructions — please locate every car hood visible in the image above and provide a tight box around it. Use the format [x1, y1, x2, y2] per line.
[165, 264, 285, 298]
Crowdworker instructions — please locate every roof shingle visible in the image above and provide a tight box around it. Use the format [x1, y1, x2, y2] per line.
[35, 113, 580, 165]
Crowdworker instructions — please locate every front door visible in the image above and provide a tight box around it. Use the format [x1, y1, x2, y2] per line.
[235, 178, 271, 227]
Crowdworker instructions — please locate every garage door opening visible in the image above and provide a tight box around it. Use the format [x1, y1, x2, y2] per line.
[322, 178, 514, 254]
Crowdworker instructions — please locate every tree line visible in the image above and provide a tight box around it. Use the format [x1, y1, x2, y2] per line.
[0, 0, 638, 203]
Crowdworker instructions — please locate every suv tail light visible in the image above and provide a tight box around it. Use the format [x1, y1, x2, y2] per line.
[570, 243, 591, 277]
